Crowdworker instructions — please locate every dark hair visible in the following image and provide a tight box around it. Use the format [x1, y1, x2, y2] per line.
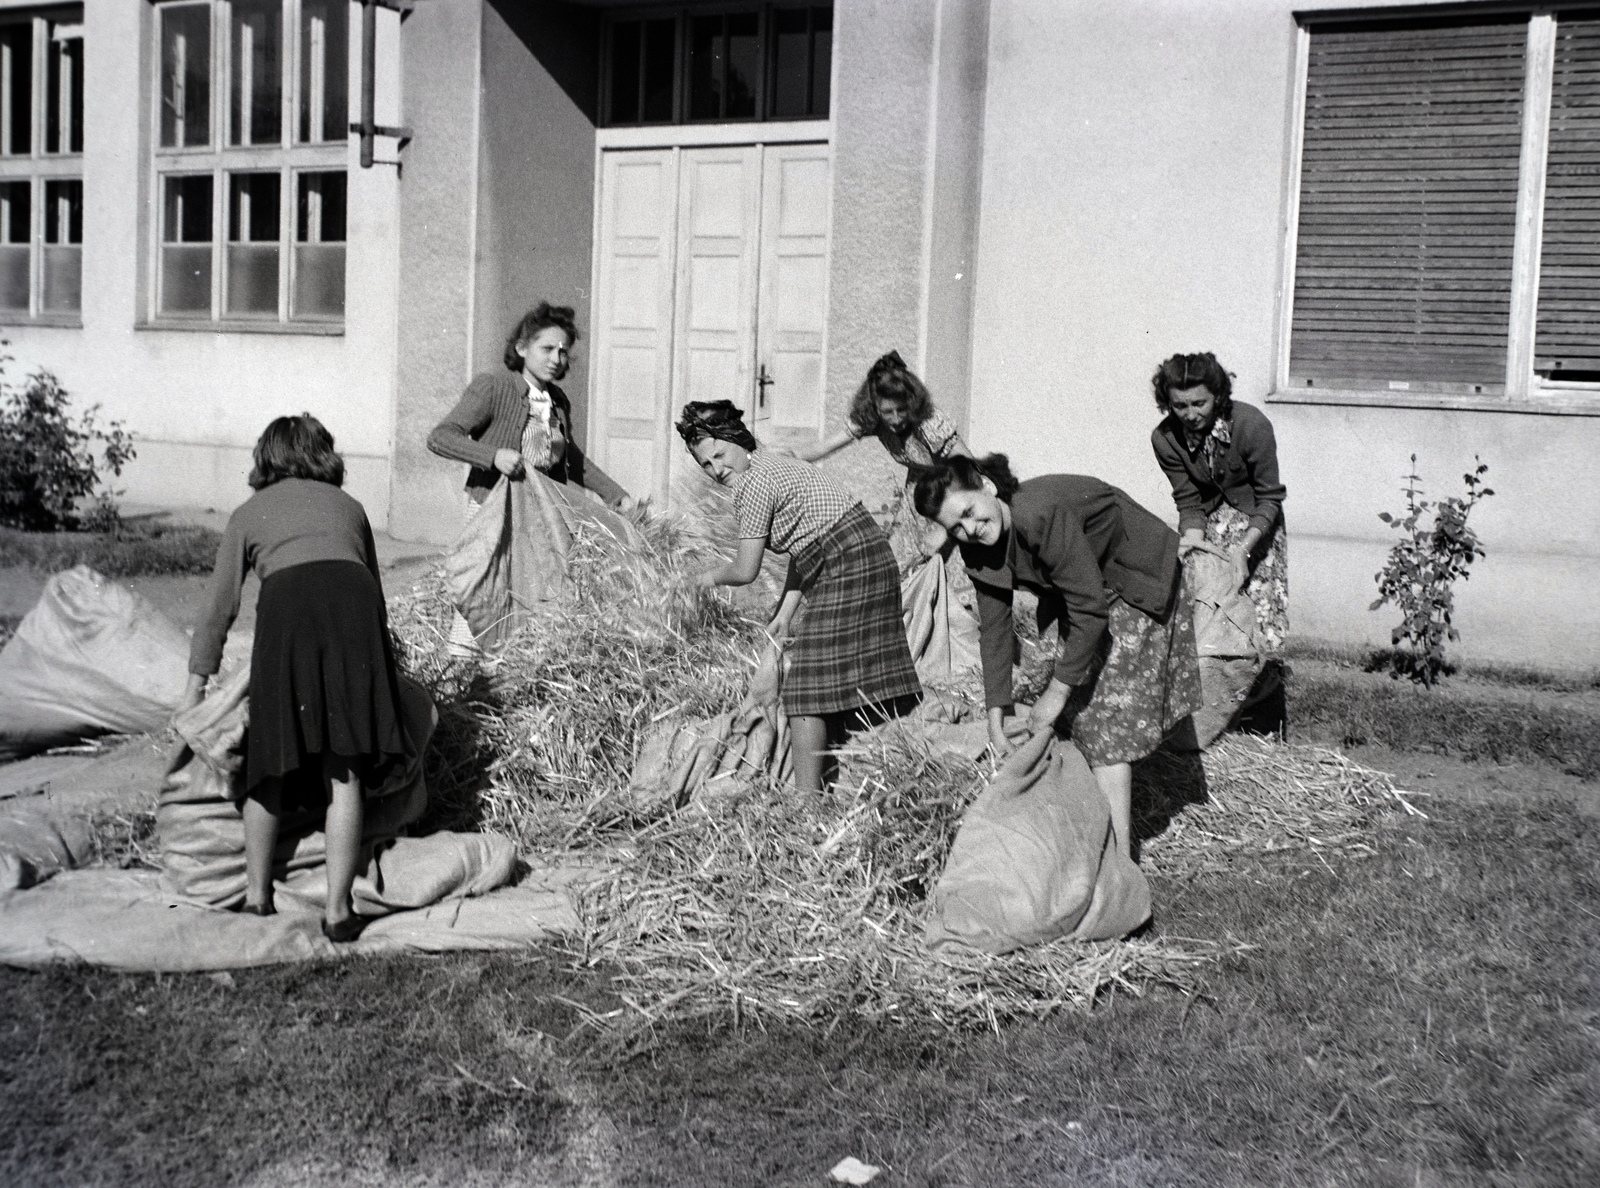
[248, 414, 345, 490]
[503, 302, 580, 372]
[676, 400, 758, 453]
[849, 350, 935, 434]
[911, 453, 1020, 521]
[1151, 352, 1234, 418]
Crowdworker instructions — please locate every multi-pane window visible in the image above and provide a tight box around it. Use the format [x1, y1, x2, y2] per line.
[0, 6, 83, 321]
[603, 5, 832, 126]
[1287, 10, 1600, 402]
[151, 0, 348, 325]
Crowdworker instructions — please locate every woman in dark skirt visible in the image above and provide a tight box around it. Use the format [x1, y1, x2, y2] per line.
[677, 400, 921, 793]
[177, 415, 406, 942]
[913, 455, 1201, 859]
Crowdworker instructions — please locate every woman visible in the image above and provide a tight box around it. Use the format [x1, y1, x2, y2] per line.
[1149, 352, 1288, 657]
[800, 350, 971, 562]
[679, 400, 921, 793]
[913, 455, 1201, 859]
[178, 415, 406, 942]
[428, 302, 630, 654]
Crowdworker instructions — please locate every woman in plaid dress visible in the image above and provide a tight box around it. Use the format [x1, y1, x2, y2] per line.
[678, 401, 921, 793]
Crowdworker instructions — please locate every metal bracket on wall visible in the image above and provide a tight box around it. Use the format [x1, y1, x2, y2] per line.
[353, 0, 418, 168]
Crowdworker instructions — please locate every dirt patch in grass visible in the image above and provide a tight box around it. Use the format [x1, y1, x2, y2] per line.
[1289, 658, 1600, 782]
[0, 522, 221, 578]
[5, 795, 1594, 1187]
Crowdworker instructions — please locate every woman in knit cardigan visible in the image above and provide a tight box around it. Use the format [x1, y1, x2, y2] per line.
[428, 302, 630, 653]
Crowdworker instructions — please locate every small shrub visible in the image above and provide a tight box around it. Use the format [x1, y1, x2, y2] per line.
[0, 350, 135, 531]
[1370, 456, 1493, 686]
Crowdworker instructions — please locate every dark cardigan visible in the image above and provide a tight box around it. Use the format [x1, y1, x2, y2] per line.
[1150, 400, 1285, 537]
[426, 370, 629, 506]
[958, 475, 1182, 709]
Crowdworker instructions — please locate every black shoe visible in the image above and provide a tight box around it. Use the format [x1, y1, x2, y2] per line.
[321, 915, 366, 944]
[240, 902, 275, 917]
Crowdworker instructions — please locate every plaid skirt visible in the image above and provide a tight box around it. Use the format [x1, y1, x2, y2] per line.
[1058, 578, 1203, 766]
[783, 504, 923, 717]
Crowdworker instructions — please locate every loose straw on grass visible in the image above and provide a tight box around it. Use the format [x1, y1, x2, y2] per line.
[388, 497, 1420, 1040]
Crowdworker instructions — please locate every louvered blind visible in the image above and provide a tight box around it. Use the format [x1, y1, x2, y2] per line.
[1290, 22, 1527, 390]
[1536, 17, 1600, 375]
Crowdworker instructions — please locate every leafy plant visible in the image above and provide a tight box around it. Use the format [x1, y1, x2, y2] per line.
[0, 348, 135, 531]
[1370, 455, 1493, 686]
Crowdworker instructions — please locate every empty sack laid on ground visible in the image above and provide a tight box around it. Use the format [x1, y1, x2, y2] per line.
[925, 729, 1151, 954]
[0, 566, 191, 762]
[156, 664, 515, 915]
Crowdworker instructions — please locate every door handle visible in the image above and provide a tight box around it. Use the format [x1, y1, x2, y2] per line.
[756, 363, 774, 411]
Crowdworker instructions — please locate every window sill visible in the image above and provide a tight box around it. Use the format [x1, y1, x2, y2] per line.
[1267, 388, 1600, 417]
[0, 314, 84, 328]
[136, 319, 344, 337]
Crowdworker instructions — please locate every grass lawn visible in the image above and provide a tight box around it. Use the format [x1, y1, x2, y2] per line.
[0, 521, 221, 579]
[3, 793, 1595, 1187]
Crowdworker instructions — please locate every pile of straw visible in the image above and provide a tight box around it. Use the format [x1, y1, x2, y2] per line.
[387, 496, 1419, 1037]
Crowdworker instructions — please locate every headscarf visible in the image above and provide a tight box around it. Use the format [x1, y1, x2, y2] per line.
[676, 400, 758, 452]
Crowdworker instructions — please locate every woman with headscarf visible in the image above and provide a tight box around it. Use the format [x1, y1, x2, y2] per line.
[678, 400, 921, 793]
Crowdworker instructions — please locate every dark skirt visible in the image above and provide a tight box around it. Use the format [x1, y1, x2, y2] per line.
[1059, 578, 1203, 767]
[247, 560, 407, 797]
[783, 504, 923, 717]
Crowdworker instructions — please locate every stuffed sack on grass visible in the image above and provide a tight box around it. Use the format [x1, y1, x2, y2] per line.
[0, 566, 190, 761]
[925, 728, 1152, 954]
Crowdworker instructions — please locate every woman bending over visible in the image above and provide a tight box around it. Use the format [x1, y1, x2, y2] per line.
[679, 400, 921, 793]
[914, 455, 1201, 858]
[178, 415, 408, 943]
[1149, 351, 1287, 657]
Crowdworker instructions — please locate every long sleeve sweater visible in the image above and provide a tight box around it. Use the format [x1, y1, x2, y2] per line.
[189, 478, 381, 676]
[426, 370, 629, 506]
[958, 475, 1182, 709]
[1150, 400, 1286, 536]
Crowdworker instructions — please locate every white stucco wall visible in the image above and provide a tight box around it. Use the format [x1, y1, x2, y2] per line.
[970, 0, 1600, 671]
[1, 0, 402, 528]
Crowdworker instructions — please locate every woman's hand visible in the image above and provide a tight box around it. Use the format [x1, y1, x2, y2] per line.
[1228, 546, 1252, 593]
[493, 448, 524, 478]
[1026, 678, 1071, 736]
[1177, 528, 1208, 559]
[986, 707, 1017, 761]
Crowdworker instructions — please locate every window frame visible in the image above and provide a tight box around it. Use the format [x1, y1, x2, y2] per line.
[144, 0, 348, 334]
[1273, 4, 1600, 417]
[0, 4, 83, 327]
[599, 3, 833, 129]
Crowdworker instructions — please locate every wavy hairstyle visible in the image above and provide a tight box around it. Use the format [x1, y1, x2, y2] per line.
[849, 350, 935, 435]
[1151, 351, 1234, 418]
[503, 302, 581, 372]
[248, 414, 345, 491]
[675, 400, 758, 453]
[911, 453, 1021, 521]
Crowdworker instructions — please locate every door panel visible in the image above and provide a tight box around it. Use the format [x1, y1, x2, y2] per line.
[668, 145, 763, 499]
[756, 144, 831, 439]
[589, 140, 831, 507]
[592, 149, 679, 501]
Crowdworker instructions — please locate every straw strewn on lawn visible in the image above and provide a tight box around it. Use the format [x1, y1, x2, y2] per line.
[387, 496, 1419, 1038]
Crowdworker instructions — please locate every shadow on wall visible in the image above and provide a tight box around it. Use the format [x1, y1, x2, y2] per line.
[486, 0, 600, 123]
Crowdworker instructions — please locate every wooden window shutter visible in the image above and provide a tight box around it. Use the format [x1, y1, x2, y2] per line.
[1536, 16, 1600, 376]
[1290, 21, 1528, 391]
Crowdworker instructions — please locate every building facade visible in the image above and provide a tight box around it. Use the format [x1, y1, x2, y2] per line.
[4, 0, 1597, 670]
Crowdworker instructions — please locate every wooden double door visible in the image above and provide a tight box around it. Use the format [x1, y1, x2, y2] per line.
[589, 142, 831, 505]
